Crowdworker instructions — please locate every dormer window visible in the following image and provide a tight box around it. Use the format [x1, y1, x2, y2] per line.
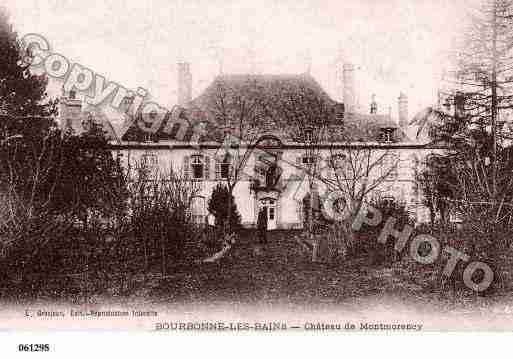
[304, 128, 313, 142]
[380, 128, 395, 143]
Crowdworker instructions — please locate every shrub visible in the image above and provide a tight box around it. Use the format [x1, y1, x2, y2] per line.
[354, 196, 415, 264]
[207, 183, 242, 231]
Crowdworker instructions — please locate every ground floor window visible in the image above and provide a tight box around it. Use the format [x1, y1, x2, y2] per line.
[191, 196, 206, 224]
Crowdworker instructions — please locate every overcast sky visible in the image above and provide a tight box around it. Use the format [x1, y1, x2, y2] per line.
[5, 0, 469, 119]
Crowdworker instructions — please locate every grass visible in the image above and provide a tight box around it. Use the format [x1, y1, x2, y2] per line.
[147, 229, 451, 308]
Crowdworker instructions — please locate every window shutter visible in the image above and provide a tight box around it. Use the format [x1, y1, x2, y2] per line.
[296, 156, 306, 180]
[204, 155, 210, 180]
[315, 155, 321, 174]
[215, 158, 221, 180]
[332, 156, 339, 180]
[184, 155, 190, 179]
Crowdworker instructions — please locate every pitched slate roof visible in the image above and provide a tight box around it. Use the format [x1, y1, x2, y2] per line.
[120, 73, 409, 144]
[190, 73, 337, 110]
[342, 112, 408, 142]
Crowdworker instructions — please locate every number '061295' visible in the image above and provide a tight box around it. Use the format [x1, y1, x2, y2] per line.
[18, 344, 50, 352]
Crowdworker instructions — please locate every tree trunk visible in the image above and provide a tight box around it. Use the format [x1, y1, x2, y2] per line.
[308, 176, 314, 240]
[491, 1, 498, 201]
[227, 184, 233, 234]
[161, 239, 166, 277]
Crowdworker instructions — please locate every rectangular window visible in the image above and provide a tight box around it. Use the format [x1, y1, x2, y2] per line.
[191, 155, 204, 180]
[380, 129, 395, 143]
[304, 129, 313, 142]
[382, 154, 398, 179]
[302, 156, 315, 165]
[141, 152, 158, 167]
[220, 162, 230, 179]
[383, 196, 395, 208]
[330, 154, 348, 179]
[191, 196, 206, 224]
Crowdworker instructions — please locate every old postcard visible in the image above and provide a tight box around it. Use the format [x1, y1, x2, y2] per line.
[1, 0, 513, 355]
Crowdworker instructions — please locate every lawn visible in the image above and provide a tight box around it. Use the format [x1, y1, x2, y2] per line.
[148, 230, 452, 307]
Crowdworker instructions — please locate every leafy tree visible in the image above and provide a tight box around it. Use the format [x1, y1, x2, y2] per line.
[55, 123, 128, 226]
[207, 183, 241, 231]
[365, 197, 415, 263]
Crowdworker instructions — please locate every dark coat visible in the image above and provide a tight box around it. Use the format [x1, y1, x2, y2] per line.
[256, 209, 268, 244]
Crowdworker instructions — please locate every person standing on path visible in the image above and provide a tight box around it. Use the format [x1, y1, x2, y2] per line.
[257, 207, 268, 246]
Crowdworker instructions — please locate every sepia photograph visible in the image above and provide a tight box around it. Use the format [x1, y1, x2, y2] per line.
[0, 0, 513, 356]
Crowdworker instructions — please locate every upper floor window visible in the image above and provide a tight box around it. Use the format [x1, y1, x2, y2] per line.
[301, 155, 316, 165]
[381, 153, 399, 180]
[329, 153, 346, 168]
[329, 153, 350, 178]
[141, 151, 158, 168]
[382, 196, 395, 209]
[221, 159, 230, 179]
[255, 153, 277, 176]
[216, 153, 232, 179]
[191, 155, 204, 179]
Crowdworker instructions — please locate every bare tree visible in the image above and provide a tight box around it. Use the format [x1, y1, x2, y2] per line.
[0, 121, 66, 283]
[272, 81, 331, 239]
[322, 137, 399, 257]
[125, 158, 201, 277]
[203, 77, 270, 234]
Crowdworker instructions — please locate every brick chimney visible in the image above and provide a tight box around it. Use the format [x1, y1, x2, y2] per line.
[177, 62, 192, 107]
[58, 88, 82, 132]
[343, 63, 355, 113]
[370, 93, 377, 114]
[398, 92, 408, 128]
[454, 91, 465, 119]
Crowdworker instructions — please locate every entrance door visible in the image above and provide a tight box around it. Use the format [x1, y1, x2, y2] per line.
[259, 198, 277, 230]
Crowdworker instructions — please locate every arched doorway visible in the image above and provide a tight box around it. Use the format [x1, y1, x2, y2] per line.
[258, 197, 277, 230]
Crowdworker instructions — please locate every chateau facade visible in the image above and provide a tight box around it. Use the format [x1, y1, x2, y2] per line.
[59, 63, 439, 229]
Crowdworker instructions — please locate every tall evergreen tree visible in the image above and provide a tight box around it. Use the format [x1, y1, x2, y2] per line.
[208, 183, 242, 231]
[416, 0, 513, 231]
[0, 7, 56, 117]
